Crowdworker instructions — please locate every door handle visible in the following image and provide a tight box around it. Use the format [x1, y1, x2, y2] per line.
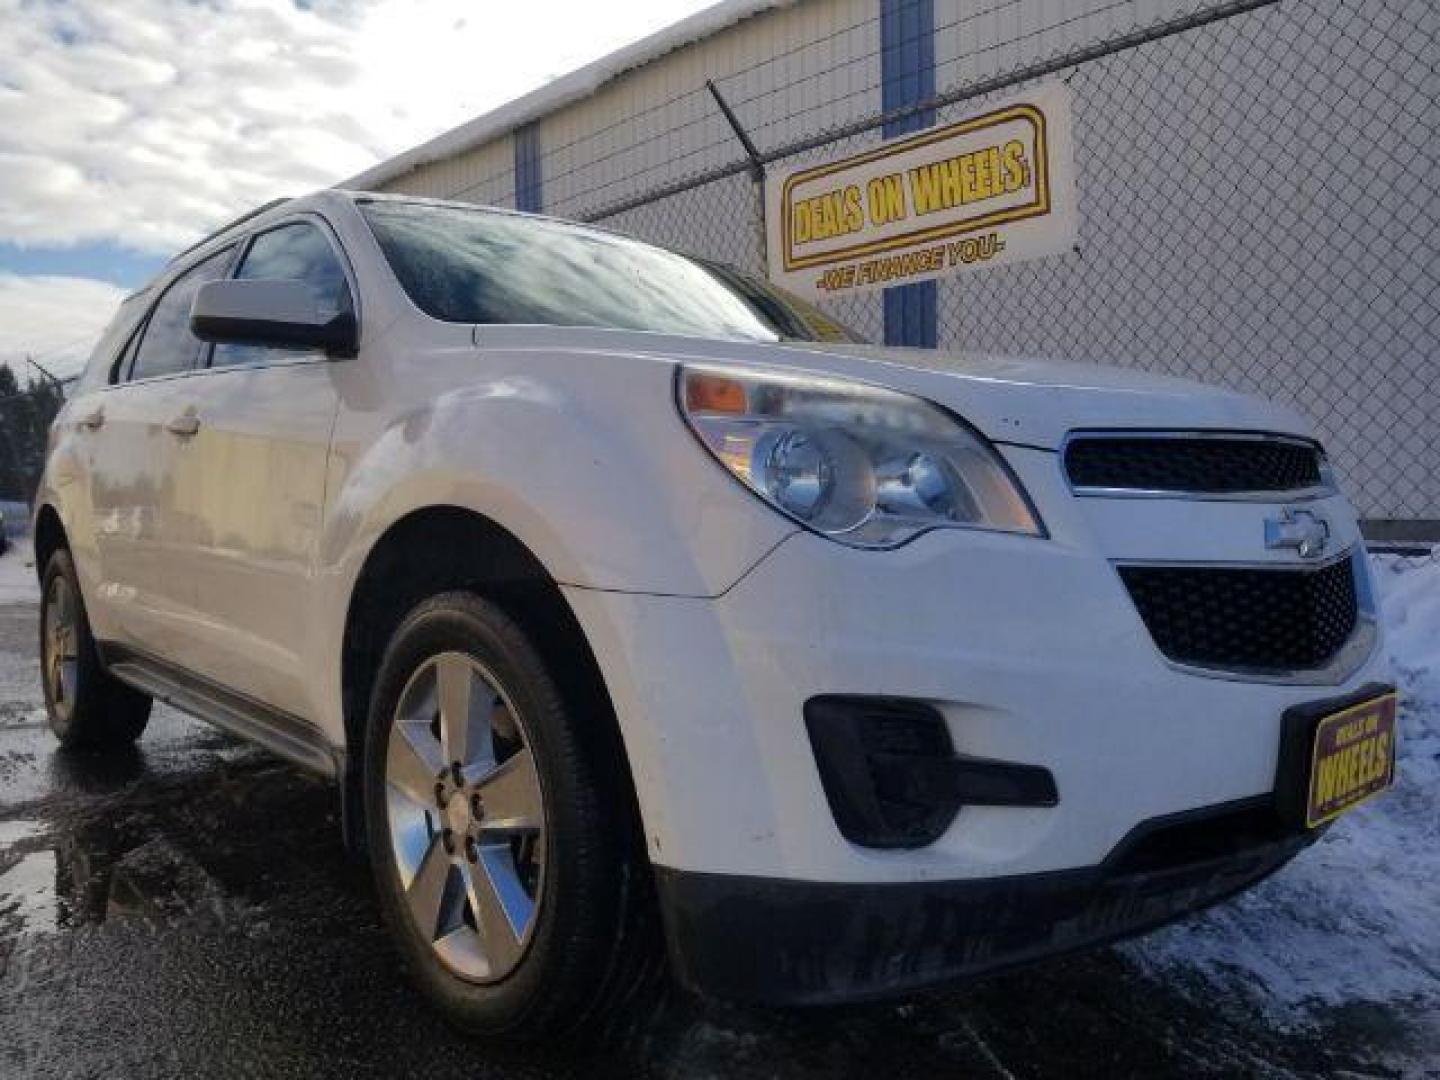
[79, 408, 105, 431]
[165, 413, 201, 437]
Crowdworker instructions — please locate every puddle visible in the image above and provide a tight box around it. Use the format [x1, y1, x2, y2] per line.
[0, 818, 77, 933]
[0, 849, 59, 933]
[102, 837, 233, 924]
[0, 822, 239, 935]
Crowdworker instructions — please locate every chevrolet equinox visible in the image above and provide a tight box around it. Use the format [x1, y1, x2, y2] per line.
[33, 190, 1397, 1038]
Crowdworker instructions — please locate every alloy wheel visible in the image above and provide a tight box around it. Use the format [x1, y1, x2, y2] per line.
[43, 575, 79, 721]
[384, 652, 547, 982]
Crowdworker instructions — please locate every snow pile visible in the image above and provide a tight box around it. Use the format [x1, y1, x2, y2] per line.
[0, 501, 28, 537]
[1382, 552, 1440, 779]
[0, 538, 38, 605]
[1129, 552, 1440, 1016]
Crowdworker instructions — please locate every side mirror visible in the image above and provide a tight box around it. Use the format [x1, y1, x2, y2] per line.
[190, 279, 357, 357]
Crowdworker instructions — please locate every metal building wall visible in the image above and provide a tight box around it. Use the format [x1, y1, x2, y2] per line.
[542, 0, 879, 217]
[378, 132, 516, 207]
[924, 0, 1439, 525]
[369, 0, 1437, 525]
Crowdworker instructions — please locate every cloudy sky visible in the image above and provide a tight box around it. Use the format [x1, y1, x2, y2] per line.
[0, 0, 713, 381]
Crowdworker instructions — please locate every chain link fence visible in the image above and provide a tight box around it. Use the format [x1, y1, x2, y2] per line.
[515, 0, 1434, 526]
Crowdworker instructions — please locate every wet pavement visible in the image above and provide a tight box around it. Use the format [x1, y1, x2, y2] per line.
[0, 573, 1433, 1078]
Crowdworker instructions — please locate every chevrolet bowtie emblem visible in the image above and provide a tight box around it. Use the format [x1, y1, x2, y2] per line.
[1265, 508, 1330, 559]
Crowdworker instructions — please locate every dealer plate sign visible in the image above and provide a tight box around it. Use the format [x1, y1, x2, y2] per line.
[1305, 692, 1397, 828]
[765, 82, 1078, 300]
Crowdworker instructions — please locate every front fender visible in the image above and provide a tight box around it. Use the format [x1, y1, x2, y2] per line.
[308, 343, 793, 747]
[321, 347, 792, 599]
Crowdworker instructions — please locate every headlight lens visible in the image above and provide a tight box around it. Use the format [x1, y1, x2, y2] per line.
[678, 366, 1043, 548]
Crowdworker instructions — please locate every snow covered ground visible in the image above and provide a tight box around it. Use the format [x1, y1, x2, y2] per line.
[0, 501, 28, 534]
[1130, 551, 1440, 1042]
[0, 537, 38, 605]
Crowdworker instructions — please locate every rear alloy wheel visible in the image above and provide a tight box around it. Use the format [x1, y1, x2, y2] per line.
[364, 592, 660, 1040]
[43, 573, 81, 722]
[40, 548, 151, 749]
[385, 652, 547, 982]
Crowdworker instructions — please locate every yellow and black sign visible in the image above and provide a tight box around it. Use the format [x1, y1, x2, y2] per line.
[766, 82, 1077, 300]
[1306, 692, 1398, 828]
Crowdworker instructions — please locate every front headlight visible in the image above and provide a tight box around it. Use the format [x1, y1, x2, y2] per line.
[678, 365, 1044, 548]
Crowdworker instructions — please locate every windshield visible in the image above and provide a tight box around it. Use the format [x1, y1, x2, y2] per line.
[358, 199, 864, 345]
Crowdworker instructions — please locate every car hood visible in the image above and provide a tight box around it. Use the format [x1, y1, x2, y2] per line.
[755, 342, 1310, 449]
[470, 326, 1312, 450]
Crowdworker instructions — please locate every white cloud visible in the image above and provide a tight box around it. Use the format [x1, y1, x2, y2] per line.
[0, 273, 128, 380]
[0, 0, 716, 255]
[0, 0, 715, 378]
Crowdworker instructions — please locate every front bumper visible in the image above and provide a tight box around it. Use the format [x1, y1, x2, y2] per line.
[656, 796, 1318, 1004]
[560, 443, 1391, 996]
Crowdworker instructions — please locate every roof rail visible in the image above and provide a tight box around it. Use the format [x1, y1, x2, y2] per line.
[167, 196, 292, 265]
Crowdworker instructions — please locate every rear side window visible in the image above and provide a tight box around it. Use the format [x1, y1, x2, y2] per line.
[211, 221, 352, 369]
[112, 326, 143, 385]
[127, 247, 235, 382]
[77, 293, 147, 391]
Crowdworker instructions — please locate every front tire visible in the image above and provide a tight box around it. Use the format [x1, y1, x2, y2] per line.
[363, 591, 658, 1040]
[40, 548, 151, 748]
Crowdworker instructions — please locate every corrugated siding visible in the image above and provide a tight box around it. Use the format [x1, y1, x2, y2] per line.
[373, 0, 880, 218]
[932, 0, 1205, 84]
[375, 134, 515, 207]
[542, 0, 880, 219]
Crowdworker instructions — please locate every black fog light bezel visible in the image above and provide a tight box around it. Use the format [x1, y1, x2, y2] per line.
[804, 696, 1059, 849]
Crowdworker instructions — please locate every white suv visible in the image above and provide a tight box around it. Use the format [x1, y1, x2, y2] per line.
[34, 191, 1397, 1037]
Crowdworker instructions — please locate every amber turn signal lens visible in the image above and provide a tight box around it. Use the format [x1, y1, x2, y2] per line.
[684, 373, 748, 415]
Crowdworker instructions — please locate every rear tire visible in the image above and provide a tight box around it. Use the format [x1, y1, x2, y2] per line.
[363, 591, 659, 1041]
[40, 548, 151, 748]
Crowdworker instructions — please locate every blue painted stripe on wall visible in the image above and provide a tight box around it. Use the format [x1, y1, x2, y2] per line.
[880, 0, 936, 348]
[883, 279, 937, 348]
[514, 123, 543, 212]
[881, 0, 934, 136]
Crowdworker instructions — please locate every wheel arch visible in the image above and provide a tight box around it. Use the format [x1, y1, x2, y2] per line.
[337, 504, 638, 858]
[32, 504, 66, 582]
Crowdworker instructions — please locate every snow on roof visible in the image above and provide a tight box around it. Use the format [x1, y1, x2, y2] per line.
[345, 0, 793, 191]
